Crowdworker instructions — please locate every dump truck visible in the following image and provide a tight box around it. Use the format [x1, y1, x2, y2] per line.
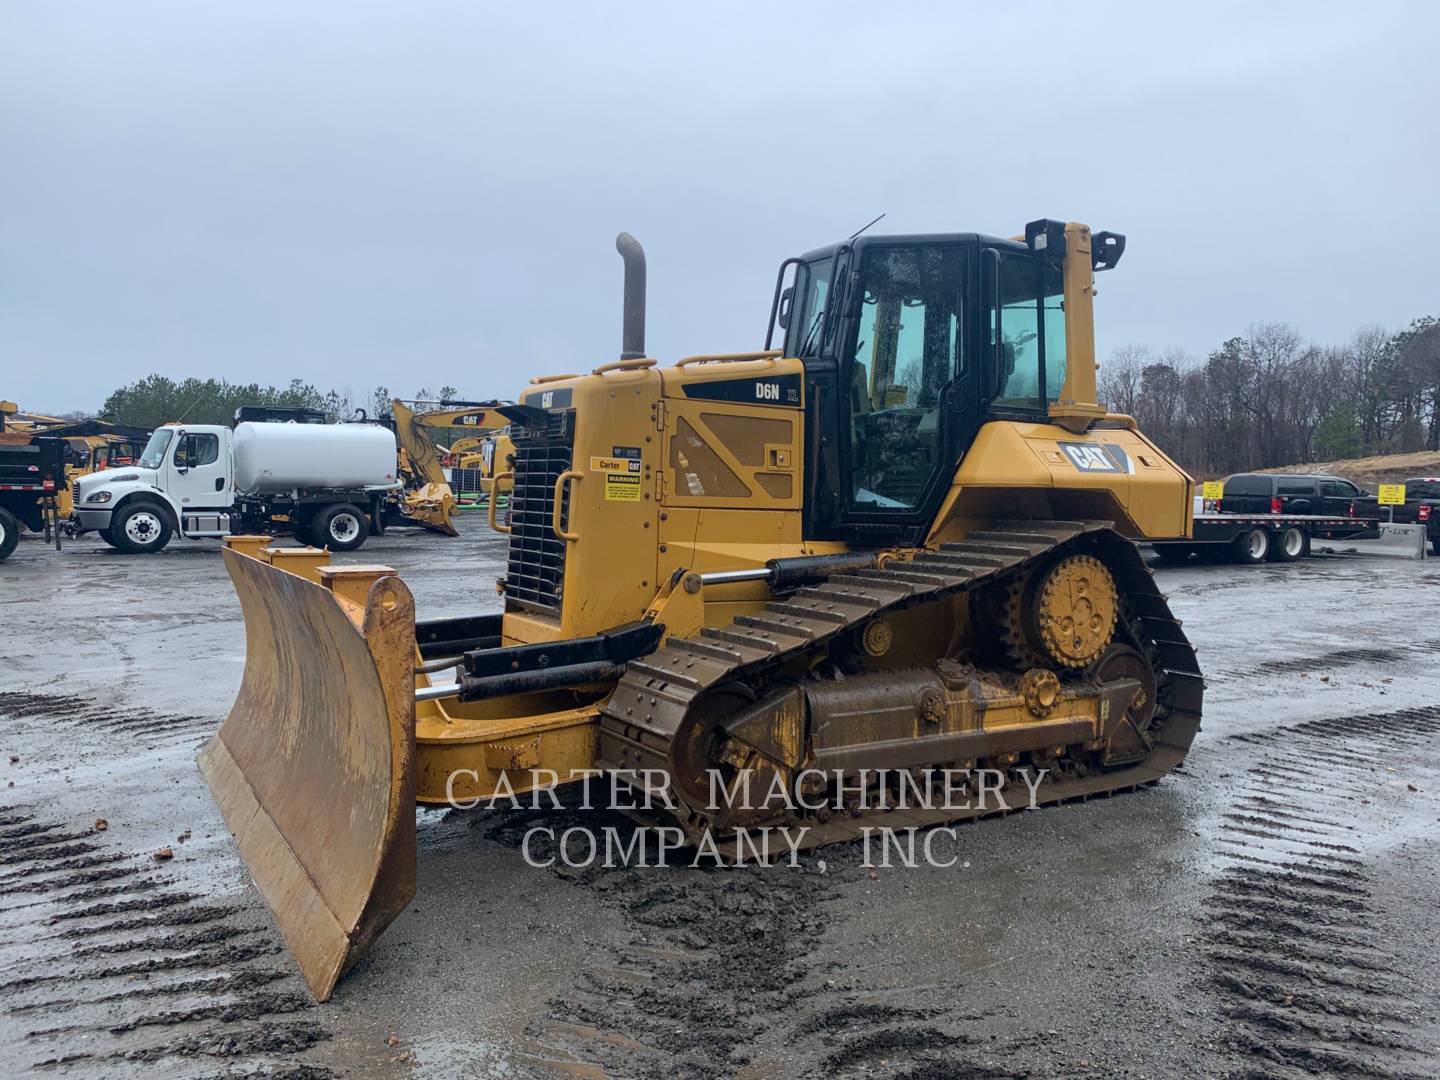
[0, 436, 65, 561]
[202, 220, 1203, 1000]
[73, 420, 400, 552]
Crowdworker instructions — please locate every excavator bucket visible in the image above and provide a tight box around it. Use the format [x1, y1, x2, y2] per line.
[199, 545, 418, 1001]
[403, 481, 459, 536]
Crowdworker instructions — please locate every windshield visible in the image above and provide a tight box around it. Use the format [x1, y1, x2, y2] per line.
[137, 429, 174, 470]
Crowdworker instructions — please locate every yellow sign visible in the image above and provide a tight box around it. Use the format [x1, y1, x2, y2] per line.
[604, 472, 642, 501]
[1377, 483, 1406, 506]
[1201, 481, 1223, 500]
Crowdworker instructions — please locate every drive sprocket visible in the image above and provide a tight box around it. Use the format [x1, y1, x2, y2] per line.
[994, 551, 1118, 670]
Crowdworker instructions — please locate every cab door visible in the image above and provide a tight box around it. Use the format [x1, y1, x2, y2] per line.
[167, 429, 230, 510]
[836, 242, 978, 537]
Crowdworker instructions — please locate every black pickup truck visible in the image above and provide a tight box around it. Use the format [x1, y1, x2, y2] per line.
[1384, 477, 1440, 555]
[1217, 473, 1377, 517]
[0, 437, 64, 561]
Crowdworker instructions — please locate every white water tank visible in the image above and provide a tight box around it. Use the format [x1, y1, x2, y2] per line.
[232, 422, 398, 496]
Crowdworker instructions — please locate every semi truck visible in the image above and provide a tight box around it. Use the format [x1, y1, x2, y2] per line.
[71, 421, 401, 553]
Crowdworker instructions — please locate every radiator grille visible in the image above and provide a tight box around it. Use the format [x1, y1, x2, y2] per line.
[504, 443, 572, 613]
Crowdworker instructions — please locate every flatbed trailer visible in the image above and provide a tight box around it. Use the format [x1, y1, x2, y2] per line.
[1151, 512, 1378, 565]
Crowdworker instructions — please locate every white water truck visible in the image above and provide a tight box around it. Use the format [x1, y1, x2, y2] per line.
[71, 421, 400, 553]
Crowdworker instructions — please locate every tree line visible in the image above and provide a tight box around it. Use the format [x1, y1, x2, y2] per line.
[1098, 316, 1440, 477]
[95, 376, 460, 430]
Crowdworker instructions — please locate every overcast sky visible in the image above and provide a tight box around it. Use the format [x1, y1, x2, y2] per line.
[3, 2, 1437, 413]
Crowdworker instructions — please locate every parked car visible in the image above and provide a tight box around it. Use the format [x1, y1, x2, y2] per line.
[1383, 477, 1440, 555]
[1217, 473, 1375, 517]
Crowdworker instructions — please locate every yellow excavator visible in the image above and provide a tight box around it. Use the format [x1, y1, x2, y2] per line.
[201, 221, 1203, 1000]
[388, 398, 509, 534]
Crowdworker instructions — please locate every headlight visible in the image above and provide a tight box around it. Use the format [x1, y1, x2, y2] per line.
[85, 490, 113, 504]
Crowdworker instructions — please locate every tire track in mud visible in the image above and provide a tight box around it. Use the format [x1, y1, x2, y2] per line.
[1199, 705, 1440, 1079]
[0, 690, 217, 746]
[476, 806, 1034, 1079]
[0, 803, 334, 1077]
[1206, 641, 1440, 685]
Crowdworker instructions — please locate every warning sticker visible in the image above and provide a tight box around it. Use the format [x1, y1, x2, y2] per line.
[591, 455, 642, 474]
[604, 472, 642, 501]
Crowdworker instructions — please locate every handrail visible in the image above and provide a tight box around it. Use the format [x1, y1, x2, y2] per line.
[487, 472, 513, 534]
[552, 470, 581, 542]
[592, 358, 656, 375]
[529, 373, 581, 384]
[1098, 413, 1138, 430]
[674, 350, 783, 368]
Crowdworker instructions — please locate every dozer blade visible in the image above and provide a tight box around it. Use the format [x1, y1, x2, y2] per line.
[403, 482, 459, 536]
[199, 548, 417, 1001]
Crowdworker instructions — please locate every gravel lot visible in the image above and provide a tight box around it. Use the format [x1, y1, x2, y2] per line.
[2, 521, 1438, 1079]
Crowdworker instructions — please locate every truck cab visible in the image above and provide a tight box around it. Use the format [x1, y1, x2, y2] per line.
[74, 424, 236, 551]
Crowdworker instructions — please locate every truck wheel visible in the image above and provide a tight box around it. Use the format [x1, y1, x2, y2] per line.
[1152, 542, 1193, 564]
[98, 529, 120, 549]
[291, 521, 316, 547]
[1432, 537, 1439, 557]
[1269, 526, 1305, 562]
[111, 501, 172, 554]
[0, 507, 18, 562]
[1231, 527, 1270, 564]
[316, 503, 367, 552]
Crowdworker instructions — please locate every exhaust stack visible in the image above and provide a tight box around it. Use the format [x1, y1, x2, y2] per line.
[615, 232, 646, 360]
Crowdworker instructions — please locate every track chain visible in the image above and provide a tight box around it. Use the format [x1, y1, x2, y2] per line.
[596, 520, 1204, 850]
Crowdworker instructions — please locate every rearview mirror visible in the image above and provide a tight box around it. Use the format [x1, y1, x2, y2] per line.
[777, 287, 793, 329]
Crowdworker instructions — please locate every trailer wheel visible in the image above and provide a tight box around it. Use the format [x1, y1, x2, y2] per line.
[111, 501, 172, 554]
[1231, 526, 1270, 565]
[316, 503, 367, 552]
[1152, 542, 1193, 564]
[0, 507, 18, 562]
[1270, 526, 1305, 562]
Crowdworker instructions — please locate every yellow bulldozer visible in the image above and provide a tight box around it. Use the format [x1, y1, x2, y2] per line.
[201, 220, 1203, 1000]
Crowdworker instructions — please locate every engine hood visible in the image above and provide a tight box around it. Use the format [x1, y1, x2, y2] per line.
[78, 466, 158, 492]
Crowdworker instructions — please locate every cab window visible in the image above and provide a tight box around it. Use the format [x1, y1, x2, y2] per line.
[174, 433, 220, 468]
[991, 256, 1066, 411]
[790, 257, 834, 359]
[846, 245, 964, 509]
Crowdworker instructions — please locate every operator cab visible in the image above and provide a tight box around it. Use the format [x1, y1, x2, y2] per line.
[770, 220, 1122, 544]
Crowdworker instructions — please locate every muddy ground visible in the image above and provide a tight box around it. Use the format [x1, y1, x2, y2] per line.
[2, 520, 1438, 1079]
